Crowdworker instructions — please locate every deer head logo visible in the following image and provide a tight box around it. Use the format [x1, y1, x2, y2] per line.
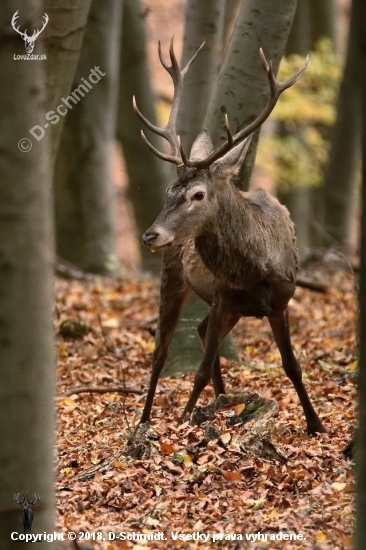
[11, 11, 49, 54]
[14, 492, 40, 534]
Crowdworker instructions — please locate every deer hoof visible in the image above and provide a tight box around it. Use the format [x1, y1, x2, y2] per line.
[307, 421, 327, 435]
[178, 411, 191, 425]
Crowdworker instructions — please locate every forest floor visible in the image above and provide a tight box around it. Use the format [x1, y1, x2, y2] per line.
[55, 265, 356, 550]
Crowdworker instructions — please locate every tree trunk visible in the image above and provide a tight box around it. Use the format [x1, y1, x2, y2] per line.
[177, 0, 225, 153]
[280, 5, 313, 254]
[323, 4, 361, 250]
[285, 0, 312, 55]
[222, 0, 242, 54]
[286, 0, 335, 57]
[309, 0, 336, 48]
[355, 1, 366, 548]
[281, 0, 336, 255]
[53, 0, 122, 274]
[117, 0, 166, 273]
[0, 3, 55, 547]
[43, 0, 92, 164]
[204, 0, 298, 191]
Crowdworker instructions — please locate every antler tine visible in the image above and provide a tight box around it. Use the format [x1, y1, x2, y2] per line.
[11, 11, 26, 37]
[140, 130, 181, 165]
[134, 37, 205, 165]
[133, 96, 166, 139]
[28, 492, 40, 505]
[32, 12, 49, 38]
[187, 49, 310, 170]
[279, 55, 310, 91]
[181, 41, 205, 77]
[14, 491, 26, 504]
[177, 136, 190, 166]
[224, 114, 234, 147]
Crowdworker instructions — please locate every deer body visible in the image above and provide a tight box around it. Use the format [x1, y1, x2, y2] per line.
[165, 184, 298, 318]
[134, 40, 325, 434]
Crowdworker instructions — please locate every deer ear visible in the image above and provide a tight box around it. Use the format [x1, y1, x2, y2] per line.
[211, 135, 252, 176]
[189, 129, 214, 161]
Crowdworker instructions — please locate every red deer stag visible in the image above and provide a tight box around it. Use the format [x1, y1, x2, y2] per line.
[134, 39, 325, 435]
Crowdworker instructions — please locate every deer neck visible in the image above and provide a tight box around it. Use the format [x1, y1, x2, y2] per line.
[194, 183, 252, 276]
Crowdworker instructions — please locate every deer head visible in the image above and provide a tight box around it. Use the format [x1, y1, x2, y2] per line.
[11, 11, 49, 53]
[134, 39, 309, 251]
[14, 492, 40, 508]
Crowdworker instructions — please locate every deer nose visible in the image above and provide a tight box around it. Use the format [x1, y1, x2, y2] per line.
[142, 231, 159, 247]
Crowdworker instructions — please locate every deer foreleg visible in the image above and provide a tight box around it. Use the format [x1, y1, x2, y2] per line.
[140, 249, 192, 424]
[268, 308, 326, 434]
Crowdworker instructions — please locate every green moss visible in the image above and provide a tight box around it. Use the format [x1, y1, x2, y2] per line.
[59, 318, 91, 339]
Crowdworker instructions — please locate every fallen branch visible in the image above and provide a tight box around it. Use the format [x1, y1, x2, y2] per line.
[54, 256, 93, 281]
[296, 276, 328, 293]
[64, 386, 143, 397]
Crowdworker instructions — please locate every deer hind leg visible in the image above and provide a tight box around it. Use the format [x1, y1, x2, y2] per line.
[268, 307, 326, 434]
[197, 314, 225, 397]
[180, 298, 239, 422]
[140, 250, 192, 424]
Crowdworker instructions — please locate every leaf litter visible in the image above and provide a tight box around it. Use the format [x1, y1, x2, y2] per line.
[55, 268, 356, 549]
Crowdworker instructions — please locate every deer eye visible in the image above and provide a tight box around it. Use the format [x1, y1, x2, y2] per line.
[192, 191, 205, 201]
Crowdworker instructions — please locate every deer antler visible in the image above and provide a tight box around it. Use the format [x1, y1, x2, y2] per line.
[137, 42, 309, 170]
[28, 493, 40, 505]
[11, 11, 26, 39]
[14, 491, 40, 506]
[183, 49, 309, 169]
[32, 13, 49, 40]
[133, 37, 205, 165]
[14, 492, 26, 505]
[11, 11, 48, 41]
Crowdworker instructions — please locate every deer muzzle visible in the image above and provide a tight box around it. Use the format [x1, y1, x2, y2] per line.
[142, 231, 159, 248]
[142, 227, 174, 251]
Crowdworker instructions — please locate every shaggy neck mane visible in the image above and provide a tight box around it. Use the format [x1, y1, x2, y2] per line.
[194, 182, 260, 284]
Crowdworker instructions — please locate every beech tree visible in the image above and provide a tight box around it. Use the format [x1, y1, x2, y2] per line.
[323, 3, 361, 250]
[356, 0, 366, 546]
[43, 0, 92, 162]
[53, 0, 122, 274]
[0, 2, 55, 547]
[117, 0, 166, 272]
[204, 0, 299, 190]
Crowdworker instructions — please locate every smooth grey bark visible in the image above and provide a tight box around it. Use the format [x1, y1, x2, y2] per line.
[54, 0, 121, 274]
[164, 0, 237, 375]
[204, 0, 298, 191]
[43, 0, 92, 164]
[309, 0, 336, 48]
[356, 0, 366, 547]
[177, 0, 225, 153]
[281, 1, 314, 253]
[223, 0, 242, 53]
[286, 0, 335, 55]
[117, 0, 166, 273]
[281, 0, 336, 254]
[285, 0, 312, 55]
[0, 3, 55, 547]
[323, 3, 361, 249]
